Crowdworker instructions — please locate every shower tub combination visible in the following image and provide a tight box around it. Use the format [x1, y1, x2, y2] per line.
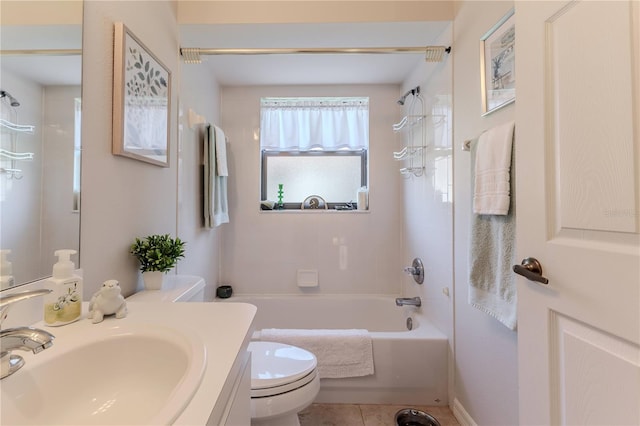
[218, 295, 448, 406]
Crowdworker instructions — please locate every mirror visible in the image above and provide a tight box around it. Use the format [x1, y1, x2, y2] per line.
[0, 1, 83, 290]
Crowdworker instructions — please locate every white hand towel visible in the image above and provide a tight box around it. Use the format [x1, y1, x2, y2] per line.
[203, 125, 229, 227]
[203, 125, 215, 229]
[213, 125, 228, 177]
[473, 121, 515, 215]
[213, 175, 229, 227]
[469, 137, 517, 330]
[260, 328, 374, 379]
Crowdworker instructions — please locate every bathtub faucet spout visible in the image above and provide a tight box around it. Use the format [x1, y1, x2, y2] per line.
[395, 297, 421, 307]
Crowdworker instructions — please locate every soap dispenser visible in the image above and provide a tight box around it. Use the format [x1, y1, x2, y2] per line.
[43, 249, 82, 326]
[0, 249, 14, 288]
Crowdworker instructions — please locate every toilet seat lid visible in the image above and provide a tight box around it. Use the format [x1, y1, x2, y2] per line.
[248, 341, 317, 389]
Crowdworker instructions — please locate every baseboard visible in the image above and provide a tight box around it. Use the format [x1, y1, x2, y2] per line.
[315, 387, 446, 406]
[452, 398, 477, 426]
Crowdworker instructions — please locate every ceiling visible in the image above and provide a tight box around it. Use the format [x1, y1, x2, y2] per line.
[0, 21, 450, 88]
[0, 25, 82, 86]
[179, 21, 450, 86]
[1, 55, 82, 86]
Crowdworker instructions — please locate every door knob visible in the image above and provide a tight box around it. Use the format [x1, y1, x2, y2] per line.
[513, 257, 549, 285]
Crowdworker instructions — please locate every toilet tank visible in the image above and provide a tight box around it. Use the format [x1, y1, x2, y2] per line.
[126, 275, 205, 302]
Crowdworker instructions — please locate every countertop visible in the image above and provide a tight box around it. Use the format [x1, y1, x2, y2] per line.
[21, 301, 257, 425]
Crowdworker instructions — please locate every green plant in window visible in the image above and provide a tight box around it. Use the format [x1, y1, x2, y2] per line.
[277, 183, 284, 209]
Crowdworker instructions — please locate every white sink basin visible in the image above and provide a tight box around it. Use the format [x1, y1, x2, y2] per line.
[1, 322, 206, 425]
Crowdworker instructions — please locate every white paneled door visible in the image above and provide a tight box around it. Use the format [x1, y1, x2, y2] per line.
[516, 1, 640, 425]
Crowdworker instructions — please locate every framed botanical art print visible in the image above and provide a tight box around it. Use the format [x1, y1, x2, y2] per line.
[480, 9, 515, 116]
[113, 22, 171, 167]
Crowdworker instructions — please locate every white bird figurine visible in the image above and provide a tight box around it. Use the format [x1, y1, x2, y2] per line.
[88, 280, 127, 323]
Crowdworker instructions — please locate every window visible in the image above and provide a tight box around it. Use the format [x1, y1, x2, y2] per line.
[260, 97, 369, 210]
[73, 97, 81, 212]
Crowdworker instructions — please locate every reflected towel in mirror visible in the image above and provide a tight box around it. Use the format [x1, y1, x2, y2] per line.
[204, 124, 229, 228]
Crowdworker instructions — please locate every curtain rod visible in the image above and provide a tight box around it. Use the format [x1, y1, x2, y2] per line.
[0, 49, 82, 56]
[181, 46, 451, 63]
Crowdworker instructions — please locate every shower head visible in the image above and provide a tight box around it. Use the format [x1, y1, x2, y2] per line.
[0, 90, 20, 107]
[396, 86, 420, 106]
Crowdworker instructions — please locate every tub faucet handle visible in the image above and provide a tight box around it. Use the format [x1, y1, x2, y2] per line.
[403, 258, 424, 285]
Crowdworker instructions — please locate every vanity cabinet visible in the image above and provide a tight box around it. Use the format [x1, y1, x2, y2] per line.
[218, 352, 251, 425]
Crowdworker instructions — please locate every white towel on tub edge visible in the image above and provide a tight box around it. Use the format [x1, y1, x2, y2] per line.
[259, 328, 374, 379]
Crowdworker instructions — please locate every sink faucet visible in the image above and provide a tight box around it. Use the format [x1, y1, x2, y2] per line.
[1, 289, 55, 379]
[395, 297, 422, 307]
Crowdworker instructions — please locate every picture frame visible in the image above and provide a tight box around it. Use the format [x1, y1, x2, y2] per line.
[480, 9, 515, 116]
[112, 22, 171, 167]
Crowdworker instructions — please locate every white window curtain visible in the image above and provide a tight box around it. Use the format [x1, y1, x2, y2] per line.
[124, 99, 168, 152]
[260, 97, 369, 151]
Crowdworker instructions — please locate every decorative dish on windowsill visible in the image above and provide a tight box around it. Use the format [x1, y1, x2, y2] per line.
[301, 195, 327, 209]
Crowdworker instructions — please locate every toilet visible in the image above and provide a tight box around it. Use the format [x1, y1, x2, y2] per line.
[127, 277, 320, 426]
[125, 274, 206, 303]
[248, 341, 320, 426]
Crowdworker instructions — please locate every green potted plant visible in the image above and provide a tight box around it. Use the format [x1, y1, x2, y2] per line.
[130, 234, 186, 290]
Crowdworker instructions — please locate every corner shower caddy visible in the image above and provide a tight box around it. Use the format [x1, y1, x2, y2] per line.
[1, 93, 35, 180]
[393, 86, 426, 177]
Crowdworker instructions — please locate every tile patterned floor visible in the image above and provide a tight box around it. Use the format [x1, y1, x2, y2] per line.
[299, 403, 460, 426]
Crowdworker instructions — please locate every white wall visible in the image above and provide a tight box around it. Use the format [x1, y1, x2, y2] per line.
[0, 1, 82, 26]
[219, 84, 404, 295]
[74, 1, 522, 423]
[42, 85, 81, 274]
[452, 2, 518, 425]
[400, 22, 454, 403]
[178, 1, 453, 24]
[81, 0, 181, 298]
[0, 79, 80, 287]
[0, 70, 45, 284]
[176, 63, 223, 298]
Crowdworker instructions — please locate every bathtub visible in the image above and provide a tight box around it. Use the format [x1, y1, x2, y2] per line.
[216, 294, 448, 405]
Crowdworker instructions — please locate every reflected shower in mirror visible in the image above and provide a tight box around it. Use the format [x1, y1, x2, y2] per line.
[0, 1, 83, 290]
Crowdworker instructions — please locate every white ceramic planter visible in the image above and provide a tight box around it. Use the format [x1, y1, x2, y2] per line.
[142, 271, 164, 290]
